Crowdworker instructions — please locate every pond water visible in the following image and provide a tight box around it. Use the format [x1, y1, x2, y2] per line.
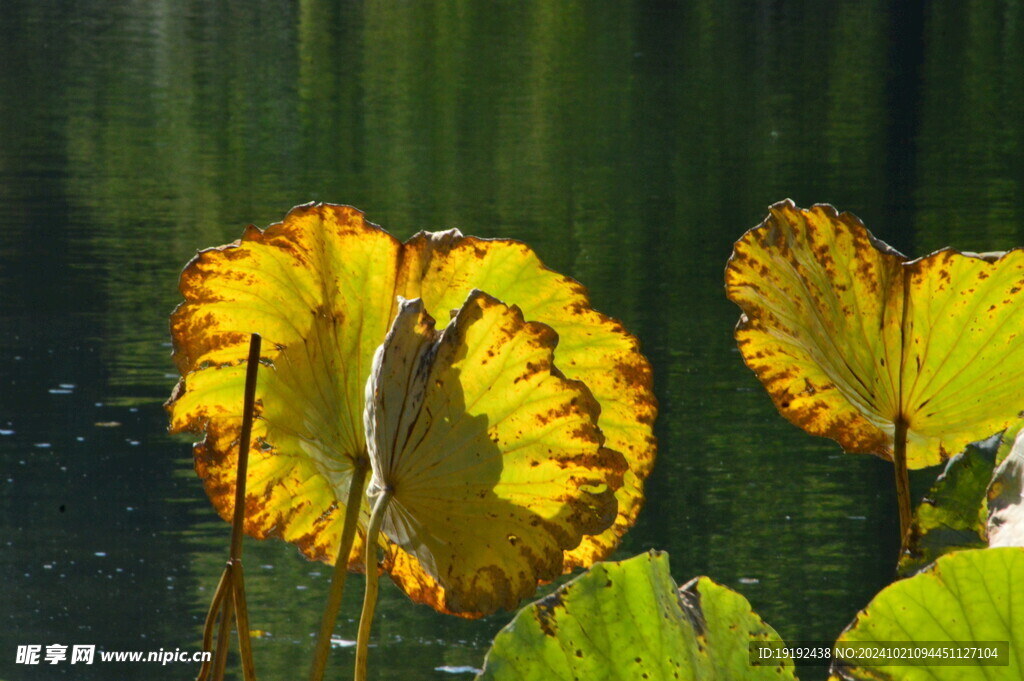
[2, 2, 1023, 680]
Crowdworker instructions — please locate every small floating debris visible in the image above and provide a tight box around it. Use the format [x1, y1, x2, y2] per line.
[846, 515, 867, 521]
[330, 636, 357, 648]
[0, 429, 13, 436]
[59, 383, 76, 389]
[738, 577, 760, 585]
[34, 443, 51, 449]
[48, 388, 73, 395]
[94, 552, 107, 558]
[435, 666, 482, 675]
[94, 421, 121, 428]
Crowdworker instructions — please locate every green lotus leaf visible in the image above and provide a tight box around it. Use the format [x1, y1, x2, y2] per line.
[899, 424, 1024, 574]
[830, 548, 1024, 680]
[477, 550, 795, 681]
[897, 434, 1001, 576]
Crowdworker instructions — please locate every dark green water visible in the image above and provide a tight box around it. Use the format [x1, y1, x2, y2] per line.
[2, 2, 1023, 679]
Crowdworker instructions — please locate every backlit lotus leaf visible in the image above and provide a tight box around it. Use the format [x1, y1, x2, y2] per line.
[396, 229, 656, 571]
[364, 293, 625, 615]
[726, 199, 1024, 469]
[829, 548, 1024, 681]
[478, 551, 795, 681]
[167, 203, 655, 576]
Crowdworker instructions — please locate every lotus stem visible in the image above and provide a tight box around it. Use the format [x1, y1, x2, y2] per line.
[309, 456, 371, 681]
[230, 334, 262, 561]
[232, 562, 256, 681]
[198, 334, 262, 681]
[212, 592, 235, 681]
[195, 567, 231, 681]
[893, 417, 912, 557]
[354, 487, 393, 681]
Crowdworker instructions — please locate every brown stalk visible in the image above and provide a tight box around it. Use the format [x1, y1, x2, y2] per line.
[196, 333, 262, 681]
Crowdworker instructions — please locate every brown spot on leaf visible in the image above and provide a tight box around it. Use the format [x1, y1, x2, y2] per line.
[532, 592, 564, 637]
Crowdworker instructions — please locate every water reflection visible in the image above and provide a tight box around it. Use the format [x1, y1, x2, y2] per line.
[2, 1, 1023, 679]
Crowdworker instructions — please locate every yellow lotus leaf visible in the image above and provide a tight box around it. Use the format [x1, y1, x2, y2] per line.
[167, 203, 655, 579]
[168, 209, 396, 563]
[396, 230, 656, 571]
[364, 292, 625, 615]
[726, 199, 1024, 469]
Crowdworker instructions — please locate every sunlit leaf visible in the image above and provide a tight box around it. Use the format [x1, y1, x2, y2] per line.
[396, 229, 657, 571]
[167, 203, 655, 589]
[897, 434, 1000, 576]
[477, 551, 795, 681]
[168, 207, 396, 563]
[364, 293, 624, 615]
[726, 199, 1024, 469]
[829, 548, 1024, 681]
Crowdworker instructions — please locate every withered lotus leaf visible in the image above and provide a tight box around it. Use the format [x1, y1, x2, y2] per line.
[363, 293, 625, 615]
[987, 429, 1024, 548]
[726, 199, 1024, 469]
[166, 203, 655, 601]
